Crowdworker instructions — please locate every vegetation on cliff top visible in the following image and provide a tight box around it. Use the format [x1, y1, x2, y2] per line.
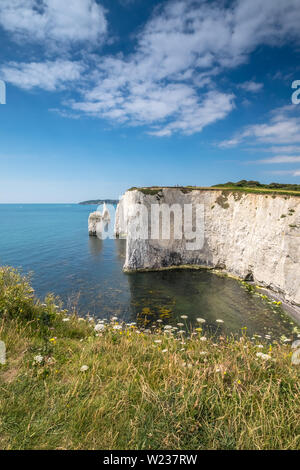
[0, 267, 299, 450]
[128, 181, 300, 197]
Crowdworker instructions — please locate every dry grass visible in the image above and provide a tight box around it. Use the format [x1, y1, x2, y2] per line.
[0, 267, 299, 450]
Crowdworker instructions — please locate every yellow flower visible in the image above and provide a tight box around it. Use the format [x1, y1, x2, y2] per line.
[50, 338, 57, 344]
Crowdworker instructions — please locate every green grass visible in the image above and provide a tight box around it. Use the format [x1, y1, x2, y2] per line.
[128, 185, 300, 197]
[0, 267, 299, 450]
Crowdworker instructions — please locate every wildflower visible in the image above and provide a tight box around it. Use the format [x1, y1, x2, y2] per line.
[154, 340, 162, 344]
[195, 328, 202, 332]
[94, 324, 105, 332]
[164, 325, 172, 330]
[197, 318, 206, 323]
[113, 325, 122, 330]
[49, 338, 57, 344]
[215, 365, 226, 373]
[177, 322, 184, 327]
[216, 319, 224, 323]
[200, 337, 207, 342]
[292, 340, 300, 349]
[162, 349, 168, 353]
[256, 352, 271, 361]
[180, 315, 188, 319]
[46, 357, 55, 365]
[256, 345, 264, 349]
[62, 318, 70, 322]
[111, 317, 118, 322]
[156, 319, 163, 323]
[80, 365, 89, 372]
[34, 355, 44, 364]
[200, 351, 208, 356]
[178, 330, 186, 334]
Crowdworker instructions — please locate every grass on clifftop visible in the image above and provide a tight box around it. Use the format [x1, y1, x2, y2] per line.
[128, 180, 300, 197]
[0, 267, 299, 450]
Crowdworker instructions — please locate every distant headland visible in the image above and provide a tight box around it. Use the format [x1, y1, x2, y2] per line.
[79, 199, 120, 205]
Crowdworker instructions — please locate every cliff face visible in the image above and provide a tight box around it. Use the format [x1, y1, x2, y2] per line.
[115, 189, 300, 305]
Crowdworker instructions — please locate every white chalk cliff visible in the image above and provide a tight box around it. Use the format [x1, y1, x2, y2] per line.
[115, 188, 300, 306]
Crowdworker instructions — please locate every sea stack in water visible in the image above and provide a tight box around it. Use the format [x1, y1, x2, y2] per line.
[102, 203, 111, 222]
[88, 211, 102, 237]
[88, 204, 111, 236]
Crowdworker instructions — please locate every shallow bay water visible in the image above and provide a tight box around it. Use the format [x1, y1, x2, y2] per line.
[0, 204, 298, 339]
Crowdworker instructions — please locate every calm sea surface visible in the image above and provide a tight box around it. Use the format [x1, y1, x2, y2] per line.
[0, 204, 298, 339]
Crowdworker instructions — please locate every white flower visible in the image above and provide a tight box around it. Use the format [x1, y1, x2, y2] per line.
[216, 319, 224, 323]
[292, 340, 300, 349]
[200, 351, 208, 356]
[291, 349, 300, 365]
[80, 365, 89, 372]
[256, 352, 271, 361]
[154, 340, 162, 344]
[197, 318, 206, 323]
[34, 355, 44, 364]
[256, 345, 264, 349]
[164, 325, 172, 330]
[177, 323, 184, 327]
[178, 330, 186, 334]
[111, 317, 118, 322]
[162, 349, 168, 353]
[113, 325, 122, 330]
[180, 315, 188, 319]
[94, 324, 105, 332]
[200, 337, 207, 342]
[62, 318, 70, 322]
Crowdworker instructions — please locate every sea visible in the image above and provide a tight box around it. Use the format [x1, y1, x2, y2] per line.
[0, 203, 298, 340]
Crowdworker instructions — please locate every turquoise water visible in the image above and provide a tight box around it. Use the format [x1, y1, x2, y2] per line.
[0, 204, 297, 339]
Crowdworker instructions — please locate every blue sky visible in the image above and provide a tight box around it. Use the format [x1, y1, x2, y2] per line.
[0, 0, 300, 203]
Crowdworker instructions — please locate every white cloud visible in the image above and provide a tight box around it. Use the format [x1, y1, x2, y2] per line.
[68, 0, 300, 135]
[220, 106, 300, 148]
[2, 0, 300, 136]
[269, 169, 300, 176]
[238, 81, 264, 92]
[1, 60, 84, 91]
[256, 156, 300, 164]
[260, 146, 300, 154]
[0, 0, 107, 46]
